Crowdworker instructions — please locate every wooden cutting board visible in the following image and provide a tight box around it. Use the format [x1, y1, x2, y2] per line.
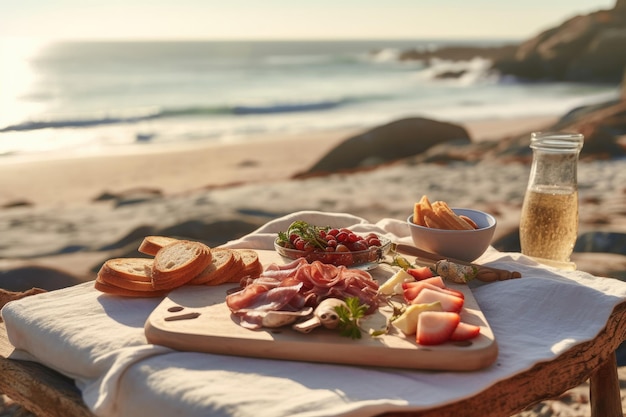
[145, 250, 498, 371]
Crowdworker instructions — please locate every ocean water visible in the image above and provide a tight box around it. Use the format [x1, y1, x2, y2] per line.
[0, 39, 619, 159]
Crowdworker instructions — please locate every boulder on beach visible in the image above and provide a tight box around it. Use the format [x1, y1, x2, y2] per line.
[294, 117, 470, 177]
[484, 100, 626, 162]
[0, 266, 83, 292]
[0, 287, 47, 309]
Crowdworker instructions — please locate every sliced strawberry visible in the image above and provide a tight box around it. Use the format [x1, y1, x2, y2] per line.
[420, 276, 445, 288]
[410, 288, 464, 312]
[402, 282, 425, 302]
[406, 266, 434, 280]
[450, 322, 481, 341]
[403, 280, 464, 298]
[403, 281, 465, 303]
[416, 311, 460, 345]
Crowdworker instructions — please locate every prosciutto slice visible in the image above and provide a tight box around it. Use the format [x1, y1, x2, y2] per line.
[226, 260, 381, 329]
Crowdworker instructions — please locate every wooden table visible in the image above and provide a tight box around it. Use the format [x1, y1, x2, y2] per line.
[1, 302, 625, 417]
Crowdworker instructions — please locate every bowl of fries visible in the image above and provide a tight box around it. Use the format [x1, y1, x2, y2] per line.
[407, 196, 496, 262]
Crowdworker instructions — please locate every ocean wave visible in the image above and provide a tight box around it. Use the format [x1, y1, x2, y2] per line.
[414, 57, 498, 85]
[0, 99, 356, 132]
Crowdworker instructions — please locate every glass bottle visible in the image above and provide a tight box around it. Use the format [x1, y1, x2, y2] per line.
[519, 132, 584, 268]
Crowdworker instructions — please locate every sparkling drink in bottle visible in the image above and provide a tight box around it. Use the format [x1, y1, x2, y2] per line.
[519, 132, 584, 268]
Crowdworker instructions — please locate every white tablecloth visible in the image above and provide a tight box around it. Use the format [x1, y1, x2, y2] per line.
[2, 211, 626, 417]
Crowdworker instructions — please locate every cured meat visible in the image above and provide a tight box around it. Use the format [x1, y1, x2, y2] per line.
[226, 260, 381, 329]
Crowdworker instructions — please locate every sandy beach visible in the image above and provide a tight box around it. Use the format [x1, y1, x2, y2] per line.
[1, 114, 626, 417]
[0, 113, 624, 274]
[0, 115, 559, 208]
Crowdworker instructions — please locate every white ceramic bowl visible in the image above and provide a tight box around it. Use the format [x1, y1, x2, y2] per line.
[406, 208, 496, 262]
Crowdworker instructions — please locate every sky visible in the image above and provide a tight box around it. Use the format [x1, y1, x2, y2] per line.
[0, 0, 617, 41]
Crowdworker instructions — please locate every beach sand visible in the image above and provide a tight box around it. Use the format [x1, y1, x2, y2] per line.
[1, 113, 625, 275]
[0, 115, 559, 208]
[1, 114, 625, 417]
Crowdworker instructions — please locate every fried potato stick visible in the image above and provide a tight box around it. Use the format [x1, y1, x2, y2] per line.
[432, 201, 474, 230]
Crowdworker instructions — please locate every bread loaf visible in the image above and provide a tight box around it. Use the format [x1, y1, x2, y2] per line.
[151, 240, 213, 290]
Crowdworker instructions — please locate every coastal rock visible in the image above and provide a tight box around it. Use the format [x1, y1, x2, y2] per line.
[157, 219, 259, 248]
[492, 0, 626, 83]
[294, 117, 470, 177]
[0, 287, 46, 309]
[481, 99, 626, 161]
[1, 200, 34, 209]
[93, 187, 164, 207]
[0, 266, 83, 292]
[396, 45, 517, 63]
[551, 99, 626, 158]
[99, 225, 157, 251]
[575, 231, 626, 254]
[395, 1, 626, 84]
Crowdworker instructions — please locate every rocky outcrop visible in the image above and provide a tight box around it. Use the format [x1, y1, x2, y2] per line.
[479, 98, 626, 161]
[395, 1, 626, 84]
[0, 287, 46, 309]
[297, 96, 626, 171]
[492, 0, 626, 83]
[0, 266, 83, 292]
[396, 45, 517, 63]
[294, 117, 470, 177]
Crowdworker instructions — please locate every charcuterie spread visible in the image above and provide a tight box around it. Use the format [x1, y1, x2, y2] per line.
[86, 201, 514, 370]
[141, 205, 510, 371]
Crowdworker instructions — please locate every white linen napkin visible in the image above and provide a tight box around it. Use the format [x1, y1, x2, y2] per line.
[3, 210, 626, 417]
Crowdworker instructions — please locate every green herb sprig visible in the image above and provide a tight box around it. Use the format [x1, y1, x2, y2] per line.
[277, 220, 329, 249]
[334, 297, 368, 339]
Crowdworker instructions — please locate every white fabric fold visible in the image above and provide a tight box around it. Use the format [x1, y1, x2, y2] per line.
[2, 210, 626, 417]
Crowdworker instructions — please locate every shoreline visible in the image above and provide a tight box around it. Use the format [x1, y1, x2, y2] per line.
[0, 115, 558, 207]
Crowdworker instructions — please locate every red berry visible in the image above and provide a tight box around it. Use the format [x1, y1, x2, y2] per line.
[349, 241, 368, 251]
[347, 233, 359, 243]
[336, 232, 348, 243]
[327, 228, 339, 236]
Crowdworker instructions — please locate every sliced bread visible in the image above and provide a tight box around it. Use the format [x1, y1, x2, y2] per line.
[188, 248, 235, 285]
[210, 250, 245, 285]
[99, 257, 154, 283]
[239, 249, 263, 281]
[95, 277, 169, 298]
[138, 236, 180, 256]
[151, 240, 213, 290]
[189, 249, 262, 285]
